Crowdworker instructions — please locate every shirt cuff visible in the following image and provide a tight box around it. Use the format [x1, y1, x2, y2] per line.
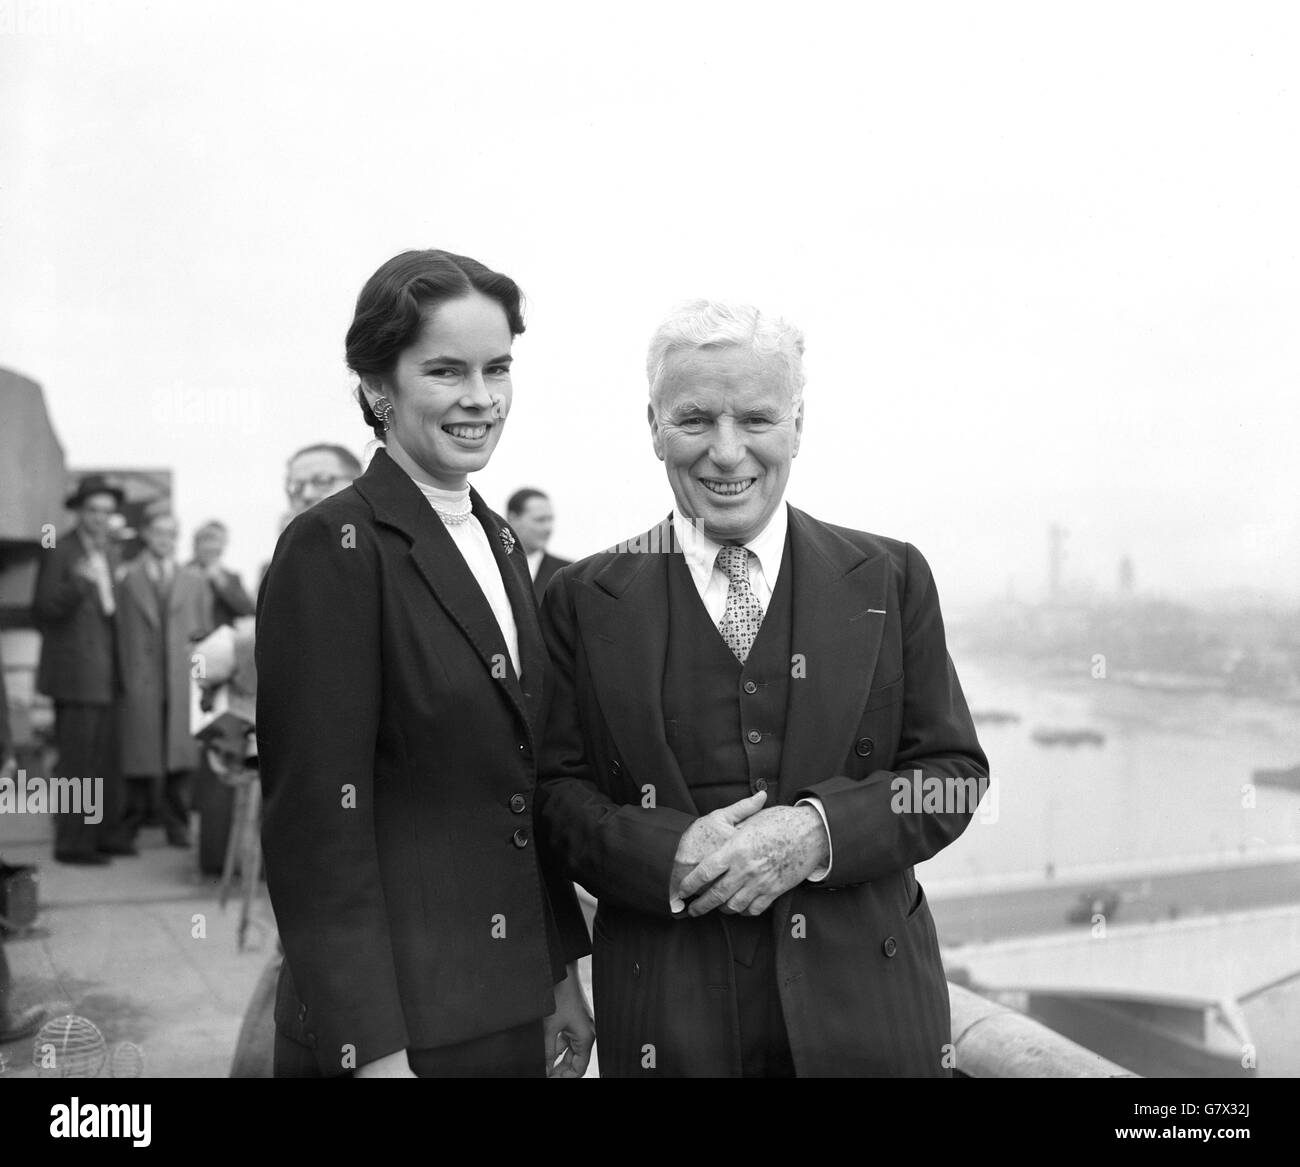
[796, 796, 833, 882]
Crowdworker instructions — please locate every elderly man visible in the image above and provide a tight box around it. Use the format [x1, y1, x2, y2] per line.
[536, 300, 988, 1077]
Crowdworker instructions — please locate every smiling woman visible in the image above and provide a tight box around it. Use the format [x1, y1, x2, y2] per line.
[256, 249, 594, 1079]
[347, 250, 526, 489]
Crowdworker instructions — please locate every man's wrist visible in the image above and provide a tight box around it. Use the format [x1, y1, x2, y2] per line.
[795, 797, 833, 880]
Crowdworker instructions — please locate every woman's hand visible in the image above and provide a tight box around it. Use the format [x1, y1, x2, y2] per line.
[355, 1049, 417, 1078]
[543, 963, 595, 1078]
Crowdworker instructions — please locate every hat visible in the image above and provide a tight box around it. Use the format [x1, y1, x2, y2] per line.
[65, 474, 125, 510]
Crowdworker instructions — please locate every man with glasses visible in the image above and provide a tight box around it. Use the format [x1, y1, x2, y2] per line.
[284, 445, 363, 516]
[227, 441, 360, 1076]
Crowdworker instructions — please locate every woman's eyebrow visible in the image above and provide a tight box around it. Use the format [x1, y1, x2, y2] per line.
[417, 353, 513, 369]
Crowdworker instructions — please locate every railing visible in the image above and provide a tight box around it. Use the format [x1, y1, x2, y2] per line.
[949, 982, 1138, 1077]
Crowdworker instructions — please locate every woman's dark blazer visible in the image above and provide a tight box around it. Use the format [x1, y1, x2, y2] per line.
[256, 448, 590, 1076]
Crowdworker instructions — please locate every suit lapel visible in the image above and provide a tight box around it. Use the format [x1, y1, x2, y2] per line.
[472, 492, 546, 728]
[356, 450, 535, 735]
[778, 506, 891, 793]
[574, 516, 696, 815]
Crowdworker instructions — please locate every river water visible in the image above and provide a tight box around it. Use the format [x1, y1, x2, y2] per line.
[919, 656, 1300, 887]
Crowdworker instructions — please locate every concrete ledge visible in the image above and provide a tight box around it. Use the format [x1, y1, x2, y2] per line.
[950, 982, 1138, 1077]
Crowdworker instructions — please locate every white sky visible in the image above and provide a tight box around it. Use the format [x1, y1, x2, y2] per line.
[3, 1, 1298, 606]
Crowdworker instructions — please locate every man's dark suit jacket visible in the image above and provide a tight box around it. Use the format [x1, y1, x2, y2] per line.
[32, 531, 117, 705]
[532, 552, 570, 604]
[186, 562, 256, 628]
[536, 507, 988, 1077]
[256, 449, 590, 1075]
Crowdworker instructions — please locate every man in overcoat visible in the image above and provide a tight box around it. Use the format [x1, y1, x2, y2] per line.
[116, 512, 213, 846]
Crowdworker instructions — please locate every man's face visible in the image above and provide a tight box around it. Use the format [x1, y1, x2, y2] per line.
[77, 492, 118, 545]
[648, 345, 803, 544]
[143, 516, 179, 560]
[193, 530, 227, 566]
[510, 497, 554, 555]
[286, 450, 356, 514]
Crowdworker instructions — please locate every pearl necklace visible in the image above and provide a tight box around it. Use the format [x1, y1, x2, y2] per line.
[414, 476, 474, 526]
[432, 506, 475, 526]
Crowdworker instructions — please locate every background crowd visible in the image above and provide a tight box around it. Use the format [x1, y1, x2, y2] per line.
[0, 442, 569, 1051]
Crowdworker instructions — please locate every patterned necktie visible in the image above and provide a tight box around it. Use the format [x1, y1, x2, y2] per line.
[716, 545, 765, 664]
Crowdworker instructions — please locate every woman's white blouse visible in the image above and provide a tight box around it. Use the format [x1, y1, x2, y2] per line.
[414, 479, 522, 678]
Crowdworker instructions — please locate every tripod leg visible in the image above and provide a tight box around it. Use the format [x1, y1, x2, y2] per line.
[219, 780, 248, 910]
[238, 780, 263, 952]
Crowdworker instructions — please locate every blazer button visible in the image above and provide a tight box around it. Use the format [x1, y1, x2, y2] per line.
[855, 737, 874, 758]
[512, 828, 530, 848]
[632, 961, 641, 977]
[509, 794, 526, 814]
[882, 936, 898, 958]
[743, 680, 758, 694]
[753, 777, 768, 793]
[747, 730, 762, 745]
[297, 1005, 308, 1022]
[610, 759, 622, 776]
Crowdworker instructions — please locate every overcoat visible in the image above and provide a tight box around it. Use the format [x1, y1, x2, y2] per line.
[116, 559, 213, 776]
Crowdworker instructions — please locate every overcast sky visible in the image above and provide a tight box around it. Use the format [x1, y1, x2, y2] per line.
[3, 1, 1297, 606]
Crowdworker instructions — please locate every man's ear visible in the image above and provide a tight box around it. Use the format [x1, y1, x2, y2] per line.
[647, 402, 665, 461]
[791, 397, 805, 458]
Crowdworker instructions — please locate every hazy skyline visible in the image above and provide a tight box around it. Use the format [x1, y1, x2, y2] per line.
[3, 2, 1297, 605]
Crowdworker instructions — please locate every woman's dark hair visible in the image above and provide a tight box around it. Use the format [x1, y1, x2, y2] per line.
[346, 249, 526, 436]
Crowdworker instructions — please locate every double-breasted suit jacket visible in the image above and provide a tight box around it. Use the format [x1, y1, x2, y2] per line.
[536, 507, 989, 1077]
[256, 449, 590, 1076]
[115, 559, 214, 777]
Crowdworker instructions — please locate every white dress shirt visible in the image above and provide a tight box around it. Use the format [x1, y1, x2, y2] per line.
[526, 548, 545, 582]
[669, 503, 833, 891]
[673, 502, 788, 625]
[414, 480, 521, 678]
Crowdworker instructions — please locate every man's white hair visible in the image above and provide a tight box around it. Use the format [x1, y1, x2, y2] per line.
[646, 299, 806, 407]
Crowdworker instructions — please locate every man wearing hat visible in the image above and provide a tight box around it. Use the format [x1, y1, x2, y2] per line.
[32, 475, 130, 864]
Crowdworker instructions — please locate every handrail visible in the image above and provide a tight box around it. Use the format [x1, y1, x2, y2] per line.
[949, 982, 1139, 1077]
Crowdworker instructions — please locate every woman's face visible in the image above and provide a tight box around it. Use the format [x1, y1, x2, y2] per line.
[370, 291, 514, 490]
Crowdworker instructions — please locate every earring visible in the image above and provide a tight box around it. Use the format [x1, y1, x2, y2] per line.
[373, 397, 394, 430]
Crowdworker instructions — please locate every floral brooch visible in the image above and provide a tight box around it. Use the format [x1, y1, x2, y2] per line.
[499, 526, 517, 555]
